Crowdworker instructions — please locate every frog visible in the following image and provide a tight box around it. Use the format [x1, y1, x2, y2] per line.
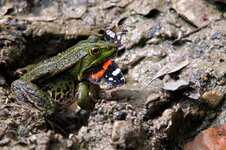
[11, 35, 125, 115]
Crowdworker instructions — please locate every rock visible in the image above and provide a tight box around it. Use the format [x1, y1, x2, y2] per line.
[184, 124, 226, 150]
[211, 98, 226, 127]
[0, 75, 7, 87]
[161, 105, 184, 135]
[76, 100, 141, 150]
[62, 5, 87, 19]
[5, 118, 17, 128]
[127, 0, 163, 15]
[171, 0, 221, 27]
[145, 93, 161, 106]
[183, 89, 201, 100]
[29, 130, 68, 150]
[163, 79, 190, 91]
[115, 103, 126, 110]
[34, 131, 53, 150]
[0, 137, 10, 146]
[0, 87, 8, 97]
[144, 93, 169, 118]
[202, 89, 224, 109]
[0, 17, 27, 74]
[143, 104, 185, 149]
[0, 127, 5, 140]
[101, 0, 132, 9]
[111, 120, 144, 149]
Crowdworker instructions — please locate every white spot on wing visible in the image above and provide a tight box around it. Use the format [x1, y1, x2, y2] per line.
[109, 77, 113, 81]
[106, 30, 115, 38]
[112, 68, 121, 76]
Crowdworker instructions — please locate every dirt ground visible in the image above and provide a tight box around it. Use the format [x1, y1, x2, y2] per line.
[0, 0, 225, 149]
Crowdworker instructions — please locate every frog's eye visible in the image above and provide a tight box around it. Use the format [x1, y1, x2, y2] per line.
[90, 46, 101, 56]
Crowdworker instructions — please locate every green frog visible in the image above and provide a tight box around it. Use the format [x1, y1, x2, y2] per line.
[11, 35, 122, 115]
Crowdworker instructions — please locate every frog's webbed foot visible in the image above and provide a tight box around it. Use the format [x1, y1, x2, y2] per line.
[11, 80, 55, 115]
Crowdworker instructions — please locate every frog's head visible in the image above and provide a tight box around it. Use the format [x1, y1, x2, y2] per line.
[78, 35, 118, 81]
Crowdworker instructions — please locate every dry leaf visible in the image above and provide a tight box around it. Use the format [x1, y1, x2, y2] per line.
[142, 52, 189, 90]
[152, 52, 189, 82]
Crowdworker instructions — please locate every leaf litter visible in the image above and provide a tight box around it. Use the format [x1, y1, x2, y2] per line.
[142, 52, 189, 91]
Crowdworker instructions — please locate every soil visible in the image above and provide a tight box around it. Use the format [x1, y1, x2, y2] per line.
[0, 0, 225, 149]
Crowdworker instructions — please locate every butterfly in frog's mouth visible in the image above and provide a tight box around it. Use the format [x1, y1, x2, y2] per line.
[88, 59, 125, 88]
[88, 24, 127, 88]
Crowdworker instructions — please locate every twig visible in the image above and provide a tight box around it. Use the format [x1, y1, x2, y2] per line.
[172, 18, 222, 44]
[172, 24, 209, 44]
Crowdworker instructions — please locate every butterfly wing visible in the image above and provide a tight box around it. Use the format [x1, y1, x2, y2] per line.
[89, 59, 125, 88]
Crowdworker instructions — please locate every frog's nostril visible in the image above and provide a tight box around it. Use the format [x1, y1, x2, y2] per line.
[106, 46, 111, 49]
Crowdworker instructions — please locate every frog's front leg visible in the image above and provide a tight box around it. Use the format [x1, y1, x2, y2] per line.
[11, 80, 56, 115]
[76, 82, 95, 110]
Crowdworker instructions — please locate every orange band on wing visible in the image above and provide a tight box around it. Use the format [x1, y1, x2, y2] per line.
[103, 59, 112, 70]
[91, 59, 112, 79]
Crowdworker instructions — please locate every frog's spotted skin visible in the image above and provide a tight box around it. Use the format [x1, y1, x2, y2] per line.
[41, 76, 76, 108]
[19, 40, 110, 82]
[11, 35, 121, 115]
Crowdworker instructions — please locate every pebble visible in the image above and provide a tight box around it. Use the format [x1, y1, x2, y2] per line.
[116, 103, 126, 110]
[115, 111, 127, 120]
[5, 118, 17, 128]
[202, 90, 224, 109]
[0, 75, 7, 87]
[163, 79, 190, 91]
[0, 127, 6, 140]
[0, 137, 10, 146]
[111, 120, 144, 149]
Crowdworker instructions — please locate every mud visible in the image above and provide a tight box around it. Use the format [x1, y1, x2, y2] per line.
[0, 0, 225, 149]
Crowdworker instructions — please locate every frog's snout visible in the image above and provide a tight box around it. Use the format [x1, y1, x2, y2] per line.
[106, 45, 117, 50]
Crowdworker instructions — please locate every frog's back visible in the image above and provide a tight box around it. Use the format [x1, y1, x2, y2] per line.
[20, 43, 88, 82]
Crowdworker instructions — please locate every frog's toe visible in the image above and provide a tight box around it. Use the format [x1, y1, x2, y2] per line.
[14, 68, 28, 77]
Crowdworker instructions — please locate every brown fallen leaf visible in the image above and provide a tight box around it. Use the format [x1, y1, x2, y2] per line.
[156, 52, 189, 76]
[184, 124, 226, 150]
[143, 52, 189, 90]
